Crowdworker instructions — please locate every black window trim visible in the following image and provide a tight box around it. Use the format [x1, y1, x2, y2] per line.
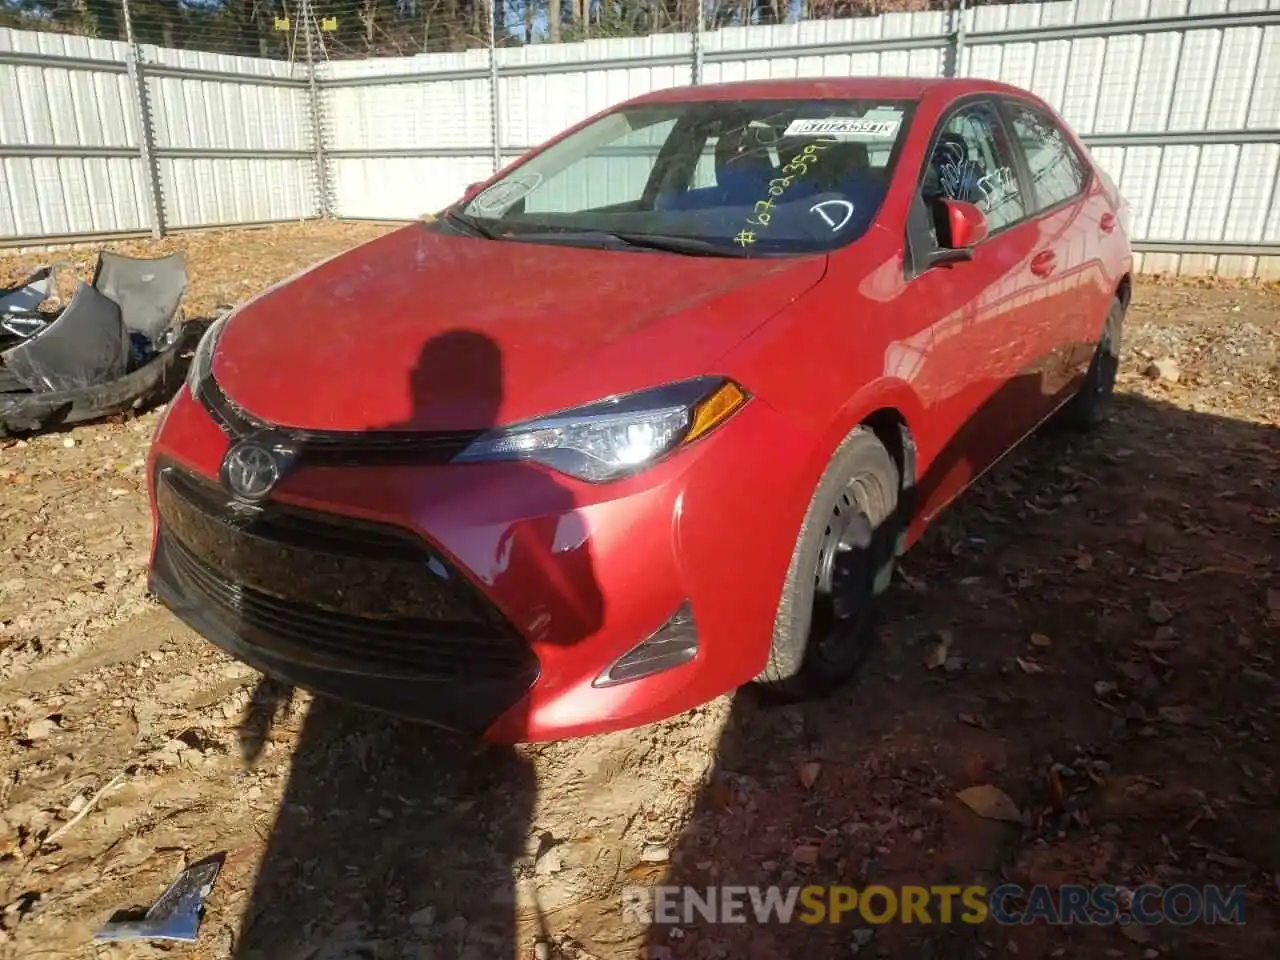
[997, 95, 1096, 220]
[903, 92, 1035, 279]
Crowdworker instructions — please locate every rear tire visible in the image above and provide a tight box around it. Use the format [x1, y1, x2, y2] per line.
[755, 427, 901, 699]
[1056, 297, 1124, 430]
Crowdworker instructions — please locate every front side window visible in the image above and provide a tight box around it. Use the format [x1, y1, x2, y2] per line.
[455, 98, 917, 256]
[922, 101, 1026, 234]
[1005, 104, 1090, 212]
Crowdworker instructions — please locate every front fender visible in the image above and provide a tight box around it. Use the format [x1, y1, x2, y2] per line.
[791, 376, 926, 534]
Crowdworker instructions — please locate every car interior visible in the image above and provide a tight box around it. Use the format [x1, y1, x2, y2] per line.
[656, 124, 892, 216]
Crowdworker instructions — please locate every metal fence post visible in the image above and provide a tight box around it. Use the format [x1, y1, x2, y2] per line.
[120, 0, 165, 237]
[301, 0, 331, 218]
[692, 0, 704, 85]
[947, 0, 968, 78]
[488, 0, 502, 173]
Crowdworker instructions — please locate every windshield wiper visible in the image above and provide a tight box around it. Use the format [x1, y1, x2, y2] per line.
[606, 231, 754, 257]
[441, 210, 504, 240]
[510, 230, 753, 258]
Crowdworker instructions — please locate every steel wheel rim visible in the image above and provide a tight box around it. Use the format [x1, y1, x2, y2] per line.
[811, 478, 876, 666]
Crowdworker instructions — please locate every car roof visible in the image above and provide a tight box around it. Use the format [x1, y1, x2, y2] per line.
[624, 76, 1037, 106]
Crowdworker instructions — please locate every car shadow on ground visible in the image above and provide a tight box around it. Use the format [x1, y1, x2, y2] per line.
[645, 390, 1277, 960]
[230, 330, 604, 960]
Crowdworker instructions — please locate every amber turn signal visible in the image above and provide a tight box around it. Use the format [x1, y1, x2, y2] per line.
[686, 381, 748, 444]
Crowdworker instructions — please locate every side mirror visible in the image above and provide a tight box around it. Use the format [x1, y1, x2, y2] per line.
[928, 199, 988, 267]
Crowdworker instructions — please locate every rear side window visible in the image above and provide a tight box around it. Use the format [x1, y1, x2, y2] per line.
[1006, 104, 1090, 212]
[922, 101, 1026, 233]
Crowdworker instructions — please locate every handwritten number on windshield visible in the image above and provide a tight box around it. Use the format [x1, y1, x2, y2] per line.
[748, 199, 775, 227]
[735, 142, 828, 246]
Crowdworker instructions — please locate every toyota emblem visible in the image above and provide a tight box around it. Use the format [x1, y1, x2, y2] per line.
[222, 441, 282, 501]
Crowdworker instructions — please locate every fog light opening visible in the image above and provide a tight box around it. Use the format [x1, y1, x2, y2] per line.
[593, 600, 698, 687]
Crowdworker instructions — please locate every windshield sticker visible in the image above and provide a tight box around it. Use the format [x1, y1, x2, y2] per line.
[471, 173, 542, 215]
[783, 117, 901, 141]
[809, 199, 856, 232]
[735, 141, 830, 247]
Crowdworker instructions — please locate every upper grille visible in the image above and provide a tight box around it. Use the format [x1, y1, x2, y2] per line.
[198, 375, 482, 466]
[153, 463, 535, 681]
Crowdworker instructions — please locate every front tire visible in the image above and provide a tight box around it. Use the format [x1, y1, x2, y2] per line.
[756, 427, 901, 699]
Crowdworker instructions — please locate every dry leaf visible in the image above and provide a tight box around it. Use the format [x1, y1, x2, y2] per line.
[1116, 661, 1148, 682]
[792, 844, 820, 866]
[924, 629, 953, 670]
[1157, 705, 1198, 725]
[1029, 632, 1052, 648]
[1121, 923, 1151, 944]
[797, 762, 821, 790]
[1075, 553, 1094, 571]
[958, 712, 988, 729]
[708, 781, 736, 810]
[1205, 852, 1250, 869]
[625, 863, 667, 881]
[955, 784, 1023, 823]
[1016, 657, 1045, 675]
[1048, 767, 1066, 807]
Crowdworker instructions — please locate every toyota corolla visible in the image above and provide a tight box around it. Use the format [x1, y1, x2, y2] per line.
[147, 77, 1131, 742]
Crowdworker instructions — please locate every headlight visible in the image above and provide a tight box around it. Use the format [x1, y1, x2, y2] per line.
[454, 377, 748, 482]
[185, 313, 229, 399]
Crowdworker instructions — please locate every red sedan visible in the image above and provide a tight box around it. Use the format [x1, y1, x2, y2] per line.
[147, 77, 1131, 742]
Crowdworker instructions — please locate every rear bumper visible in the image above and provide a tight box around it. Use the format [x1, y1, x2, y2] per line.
[147, 385, 810, 742]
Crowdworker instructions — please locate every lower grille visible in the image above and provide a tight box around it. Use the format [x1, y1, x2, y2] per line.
[153, 463, 536, 683]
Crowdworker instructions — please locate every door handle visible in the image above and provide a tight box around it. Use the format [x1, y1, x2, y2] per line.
[1099, 212, 1117, 234]
[1030, 250, 1057, 277]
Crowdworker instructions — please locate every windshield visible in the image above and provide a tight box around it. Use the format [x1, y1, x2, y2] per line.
[454, 98, 917, 256]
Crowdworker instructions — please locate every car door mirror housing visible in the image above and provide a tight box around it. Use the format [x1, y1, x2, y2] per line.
[927, 198, 989, 266]
[944, 198, 989, 248]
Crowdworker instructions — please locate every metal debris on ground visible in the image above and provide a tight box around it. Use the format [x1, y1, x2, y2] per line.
[93, 852, 225, 943]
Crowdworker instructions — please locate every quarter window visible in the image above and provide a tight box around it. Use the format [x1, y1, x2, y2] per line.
[922, 101, 1026, 233]
[1006, 105, 1090, 212]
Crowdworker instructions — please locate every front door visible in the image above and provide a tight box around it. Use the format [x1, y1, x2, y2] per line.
[904, 98, 1047, 524]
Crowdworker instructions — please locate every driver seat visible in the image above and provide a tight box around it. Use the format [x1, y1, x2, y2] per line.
[656, 128, 776, 211]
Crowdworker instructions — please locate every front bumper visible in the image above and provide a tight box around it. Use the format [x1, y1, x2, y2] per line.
[147, 385, 809, 741]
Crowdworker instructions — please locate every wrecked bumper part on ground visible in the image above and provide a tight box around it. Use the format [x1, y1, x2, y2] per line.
[0, 265, 57, 319]
[2, 283, 131, 392]
[0, 252, 198, 436]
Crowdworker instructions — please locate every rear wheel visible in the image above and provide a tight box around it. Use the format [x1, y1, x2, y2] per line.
[756, 428, 900, 699]
[1056, 297, 1124, 430]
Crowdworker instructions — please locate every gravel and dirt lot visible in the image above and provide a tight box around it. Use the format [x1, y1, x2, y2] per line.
[1, 223, 1276, 960]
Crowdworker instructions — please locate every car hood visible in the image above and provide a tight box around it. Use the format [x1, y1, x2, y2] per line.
[211, 225, 826, 432]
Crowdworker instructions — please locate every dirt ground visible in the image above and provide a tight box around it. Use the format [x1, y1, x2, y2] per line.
[0, 223, 1277, 960]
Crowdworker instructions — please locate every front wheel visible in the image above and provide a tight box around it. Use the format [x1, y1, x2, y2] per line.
[1056, 296, 1124, 430]
[755, 427, 901, 699]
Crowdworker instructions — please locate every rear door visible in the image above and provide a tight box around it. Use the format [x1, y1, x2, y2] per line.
[1000, 99, 1106, 403]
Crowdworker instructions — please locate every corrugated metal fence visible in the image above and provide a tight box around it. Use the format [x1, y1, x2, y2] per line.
[3, 0, 1279, 276]
[0, 24, 317, 245]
